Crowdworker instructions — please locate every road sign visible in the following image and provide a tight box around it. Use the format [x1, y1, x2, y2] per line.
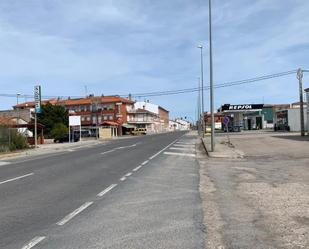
[223, 116, 230, 125]
[34, 85, 41, 113]
[69, 116, 81, 126]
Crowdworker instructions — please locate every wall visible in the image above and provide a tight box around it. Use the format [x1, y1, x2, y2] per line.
[287, 108, 307, 132]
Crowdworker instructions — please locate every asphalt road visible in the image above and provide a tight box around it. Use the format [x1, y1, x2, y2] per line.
[0, 131, 204, 249]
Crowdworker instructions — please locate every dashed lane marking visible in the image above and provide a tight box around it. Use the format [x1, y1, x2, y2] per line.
[120, 176, 126, 181]
[56, 202, 93, 226]
[21, 236, 46, 249]
[163, 151, 196, 157]
[0, 173, 34, 185]
[141, 160, 149, 165]
[97, 184, 117, 197]
[169, 147, 195, 151]
[133, 165, 142, 171]
[100, 149, 116, 155]
[125, 172, 132, 177]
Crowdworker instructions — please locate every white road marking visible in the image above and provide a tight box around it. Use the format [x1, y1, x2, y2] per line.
[0, 161, 11, 166]
[175, 142, 195, 145]
[149, 138, 179, 160]
[21, 236, 46, 249]
[163, 151, 196, 157]
[56, 202, 93, 226]
[120, 176, 126, 181]
[141, 160, 149, 165]
[173, 144, 195, 147]
[133, 165, 142, 171]
[169, 147, 195, 151]
[97, 184, 117, 197]
[101, 149, 115, 155]
[0, 173, 34, 185]
[67, 149, 75, 152]
[125, 172, 132, 177]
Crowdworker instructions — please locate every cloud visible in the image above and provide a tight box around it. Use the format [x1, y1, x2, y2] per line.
[0, 0, 308, 118]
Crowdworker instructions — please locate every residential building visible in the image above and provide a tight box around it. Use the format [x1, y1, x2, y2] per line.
[14, 95, 135, 135]
[134, 101, 169, 132]
[127, 108, 161, 133]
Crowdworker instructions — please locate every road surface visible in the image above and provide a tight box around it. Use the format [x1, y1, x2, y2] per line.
[0, 131, 204, 249]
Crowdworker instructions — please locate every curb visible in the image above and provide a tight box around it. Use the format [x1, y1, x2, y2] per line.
[201, 137, 209, 157]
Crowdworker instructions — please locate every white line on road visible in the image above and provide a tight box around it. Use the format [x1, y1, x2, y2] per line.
[97, 184, 117, 197]
[0, 161, 11, 166]
[141, 160, 149, 165]
[56, 202, 93, 226]
[0, 173, 34, 185]
[101, 149, 115, 155]
[120, 176, 126, 181]
[133, 165, 142, 172]
[125, 172, 132, 177]
[21, 236, 46, 249]
[169, 147, 195, 151]
[163, 152, 196, 157]
[149, 138, 179, 160]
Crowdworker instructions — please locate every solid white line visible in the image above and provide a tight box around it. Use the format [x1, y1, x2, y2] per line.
[120, 176, 126, 181]
[101, 149, 115, 155]
[21, 236, 46, 249]
[175, 142, 195, 145]
[141, 160, 149, 165]
[125, 172, 132, 177]
[0, 173, 34, 185]
[97, 184, 117, 197]
[56, 202, 93, 226]
[0, 161, 11, 166]
[133, 165, 142, 172]
[173, 144, 195, 147]
[149, 138, 179, 160]
[67, 149, 75, 152]
[163, 152, 196, 157]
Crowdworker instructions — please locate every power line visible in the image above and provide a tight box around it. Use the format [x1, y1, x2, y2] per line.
[0, 69, 301, 100]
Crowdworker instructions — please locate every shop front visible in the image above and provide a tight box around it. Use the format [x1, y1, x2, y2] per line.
[220, 104, 264, 131]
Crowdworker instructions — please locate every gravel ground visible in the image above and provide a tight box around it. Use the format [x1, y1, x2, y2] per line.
[198, 132, 309, 249]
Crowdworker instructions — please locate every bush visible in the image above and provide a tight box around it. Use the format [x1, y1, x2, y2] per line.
[9, 130, 29, 151]
[51, 123, 68, 139]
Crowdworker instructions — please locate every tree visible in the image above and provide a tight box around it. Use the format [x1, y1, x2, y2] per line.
[51, 123, 68, 139]
[37, 103, 68, 138]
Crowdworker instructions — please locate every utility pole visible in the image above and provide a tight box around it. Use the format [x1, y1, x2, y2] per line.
[209, 0, 215, 151]
[197, 45, 205, 137]
[197, 77, 201, 135]
[297, 68, 305, 136]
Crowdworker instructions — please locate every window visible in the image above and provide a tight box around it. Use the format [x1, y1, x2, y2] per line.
[81, 117, 85, 121]
[86, 116, 90, 121]
[103, 115, 108, 120]
[108, 115, 113, 120]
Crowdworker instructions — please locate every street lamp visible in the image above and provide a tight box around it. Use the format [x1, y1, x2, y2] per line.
[16, 93, 21, 121]
[197, 45, 205, 137]
[208, 0, 215, 151]
[16, 93, 21, 105]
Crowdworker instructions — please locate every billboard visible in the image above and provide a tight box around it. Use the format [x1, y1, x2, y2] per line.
[69, 116, 81, 126]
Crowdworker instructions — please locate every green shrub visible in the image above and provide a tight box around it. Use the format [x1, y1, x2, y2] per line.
[9, 130, 29, 151]
[51, 123, 68, 139]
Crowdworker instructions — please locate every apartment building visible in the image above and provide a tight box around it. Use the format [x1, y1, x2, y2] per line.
[14, 95, 134, 135]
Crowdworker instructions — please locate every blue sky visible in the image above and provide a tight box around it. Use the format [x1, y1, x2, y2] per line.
[0, 0, 308, 120]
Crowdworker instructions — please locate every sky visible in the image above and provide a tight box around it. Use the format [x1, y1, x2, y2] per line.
[0, 0, 308, 120]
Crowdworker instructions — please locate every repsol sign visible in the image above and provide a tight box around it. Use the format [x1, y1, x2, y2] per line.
[221, 104, 263, 111]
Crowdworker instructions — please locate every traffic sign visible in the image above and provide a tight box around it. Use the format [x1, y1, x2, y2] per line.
[223, 116, 230, 125]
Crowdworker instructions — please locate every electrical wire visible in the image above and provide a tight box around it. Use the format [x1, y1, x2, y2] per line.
[0, 69, 302, 100]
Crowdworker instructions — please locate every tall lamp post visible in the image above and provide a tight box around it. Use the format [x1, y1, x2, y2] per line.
[209, 0, 215, 151]
[197, 45, 205, 137]
[297, 68, 305, 136]
[16, 93, 21, 121]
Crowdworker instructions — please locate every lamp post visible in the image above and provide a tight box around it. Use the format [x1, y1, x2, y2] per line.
[16, 93, 21, 121]
[297, 68, 305, 136]
[197, 45, 205, 137]
[197, 77, 201, 134]
[208, 0, 215, 151]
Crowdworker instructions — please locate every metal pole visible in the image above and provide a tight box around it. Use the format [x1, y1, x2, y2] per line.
[297, 68, 305, 136]
[209, 0, 215, 151]
[200, 47, 205, 137]
[34, 112, 38, 148]
[197, 77, 201, 135]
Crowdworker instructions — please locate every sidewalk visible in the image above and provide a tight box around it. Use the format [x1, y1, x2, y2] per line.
[201, 134, 244, 158]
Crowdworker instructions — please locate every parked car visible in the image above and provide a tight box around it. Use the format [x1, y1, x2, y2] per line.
[54, 133, 80, 143]
[81, 130, 91, 137]
[131, 128, 147, 135]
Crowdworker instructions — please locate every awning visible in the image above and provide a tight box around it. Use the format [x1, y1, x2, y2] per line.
[122, 123, 135, 129]
[102, 121, 119, 126]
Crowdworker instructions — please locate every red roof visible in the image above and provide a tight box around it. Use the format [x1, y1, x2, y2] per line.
[102, 121, 119, 126]
[14, 96, 134, 108]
